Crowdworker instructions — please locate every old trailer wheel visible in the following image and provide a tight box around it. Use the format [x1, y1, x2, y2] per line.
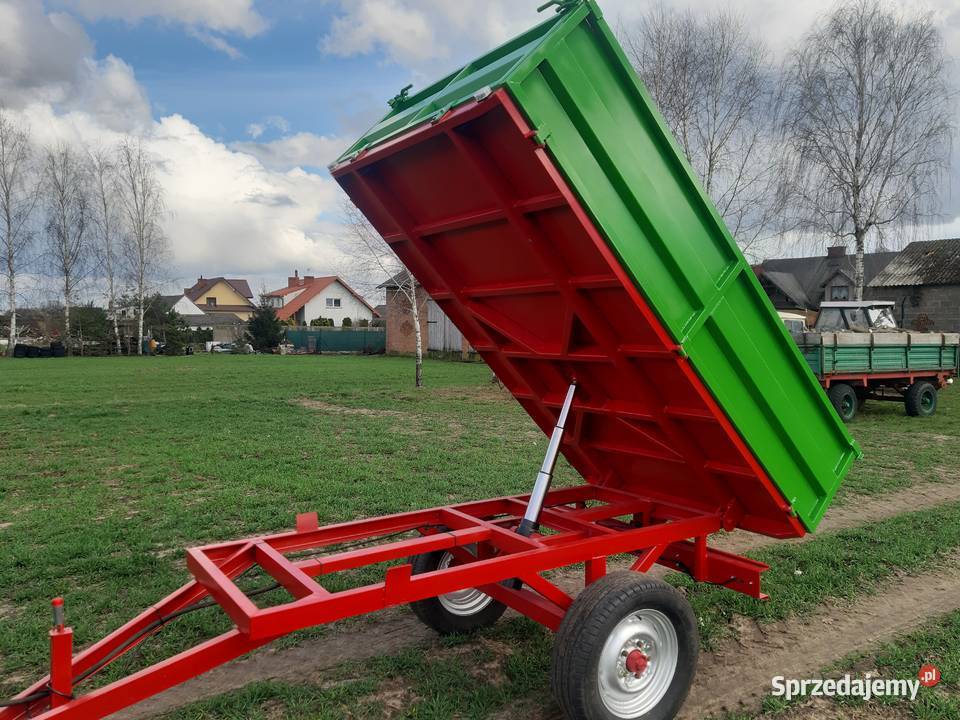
[408, 548, 506, 634]
[905, 381, 938, 417]
[552, 573, 698, 720]
[854, 387, 869, 409]
[828, 383, 858, 422]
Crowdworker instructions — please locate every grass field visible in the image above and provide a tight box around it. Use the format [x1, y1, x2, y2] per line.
[0, 354, 958, 718]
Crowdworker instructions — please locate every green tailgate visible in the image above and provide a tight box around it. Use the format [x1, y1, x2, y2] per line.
[337, 0, 860, 530]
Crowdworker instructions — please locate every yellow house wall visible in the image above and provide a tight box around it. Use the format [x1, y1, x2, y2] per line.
[200, 280, 254, 319]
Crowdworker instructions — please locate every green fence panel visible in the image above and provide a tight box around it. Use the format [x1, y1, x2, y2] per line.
[285, 328, 385, 354]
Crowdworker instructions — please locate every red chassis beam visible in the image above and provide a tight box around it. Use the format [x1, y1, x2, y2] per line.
[0, 485, 767, 720]
[822, 369, 956, 388]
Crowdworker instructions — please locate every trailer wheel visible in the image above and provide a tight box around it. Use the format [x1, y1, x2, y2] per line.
[551, 573, 698, 720]
[828, 383, 858, 421]
[408, 548, 507, 634]
[905, 381, 938, 417]
[854, 386, 870, 409]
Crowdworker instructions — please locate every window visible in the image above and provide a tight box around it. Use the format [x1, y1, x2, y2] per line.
[829, 285, 850, 301]
[814, 308, 844, 331]
[325, 297, 341, 309]
[206, 297, 217, 307]
[267, 296, 283, 309]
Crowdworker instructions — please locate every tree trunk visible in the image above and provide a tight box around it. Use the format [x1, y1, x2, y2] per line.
[6, 271, 14, 357]
[137, 291, 145, 356]
[64, 290, 71, 358]
[410, 286, 423, 388]
[853, 228, 866, 301]
[111, 299, 121, 355]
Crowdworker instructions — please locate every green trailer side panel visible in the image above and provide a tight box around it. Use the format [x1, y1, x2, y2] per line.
[502, 3, 859, 529]
[799, 341, 960, 377]
[872, 347, 908, 371]
[336, 1, 860, 531]
[910, 345, 945, 369]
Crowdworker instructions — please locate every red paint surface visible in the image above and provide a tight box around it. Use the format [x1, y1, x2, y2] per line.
[334, 90, 803, 540]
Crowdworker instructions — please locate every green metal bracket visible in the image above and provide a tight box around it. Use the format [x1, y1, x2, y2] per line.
[388, 84, 414, 110]
[537, 0, 581, 14]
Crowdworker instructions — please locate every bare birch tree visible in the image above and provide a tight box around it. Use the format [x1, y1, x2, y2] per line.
[0, 111, 40, 355]
[781, 0, 953, 298]
[620, 6, 789, 254]
[342, 198, 425, 387]
[116, 139, 168, 355]
[88, 147, 123, 354]
[43, 144, 91, 354]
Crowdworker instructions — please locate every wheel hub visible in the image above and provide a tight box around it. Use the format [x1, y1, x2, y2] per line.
[598, 609, 679, 718]
[625, 649, 649, 677]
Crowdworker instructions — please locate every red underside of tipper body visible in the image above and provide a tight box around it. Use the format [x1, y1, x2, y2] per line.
[333, 89, 804, 540]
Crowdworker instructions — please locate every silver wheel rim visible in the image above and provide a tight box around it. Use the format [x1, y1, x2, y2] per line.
[436, 552, 494, 616]
[597, 608, 679, 718]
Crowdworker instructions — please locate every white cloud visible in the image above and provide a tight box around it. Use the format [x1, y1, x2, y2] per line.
[245, 115, 289, 139]
[187, 28, 244, 59]
[232, 131, 350, 171]
[59, 0, 267, 36]
[3, 0, 350, 294]
[0, 0, 93, 107]
[321, 0, 441, 66]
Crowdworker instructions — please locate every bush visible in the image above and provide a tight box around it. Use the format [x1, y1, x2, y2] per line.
[245, 300, 285, 351]
[356, 318, 369, 327]
[341, 317, 353, 328]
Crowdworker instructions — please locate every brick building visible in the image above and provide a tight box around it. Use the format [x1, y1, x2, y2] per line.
[378, 271, 473, 357]
[866, 238, 960, 332]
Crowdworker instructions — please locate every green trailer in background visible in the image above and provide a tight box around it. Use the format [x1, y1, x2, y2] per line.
[792, 302, 959, 421]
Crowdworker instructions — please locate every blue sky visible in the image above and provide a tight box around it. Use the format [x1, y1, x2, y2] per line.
[75, 4, 406, 150]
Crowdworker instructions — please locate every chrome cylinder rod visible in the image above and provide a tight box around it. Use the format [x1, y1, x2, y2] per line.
[517, 381, 577, 537]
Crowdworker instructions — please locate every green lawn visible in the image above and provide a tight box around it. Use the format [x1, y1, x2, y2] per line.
[0, 354, 957, 715]
[0, 355, 582, 696]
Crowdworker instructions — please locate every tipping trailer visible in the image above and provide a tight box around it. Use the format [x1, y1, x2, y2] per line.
[791, 302, 959, 421]
[0, 3, 860, 719]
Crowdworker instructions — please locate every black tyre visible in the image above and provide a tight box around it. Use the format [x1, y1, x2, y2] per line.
[905, 381, 938, 417]
[854, 386, 870, 409]
[408, 547, 507, 635]
[552, 572, 698, 720]
[828, 383, 858, 422]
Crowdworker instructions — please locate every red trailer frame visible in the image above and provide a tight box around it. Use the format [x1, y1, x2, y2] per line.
[1, 484, 766, 720]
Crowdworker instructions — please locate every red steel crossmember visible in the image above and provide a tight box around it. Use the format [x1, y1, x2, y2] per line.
[0, 484, 767, 720]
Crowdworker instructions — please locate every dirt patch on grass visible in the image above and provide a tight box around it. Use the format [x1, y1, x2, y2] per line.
[0, 601, 17, 620]
[118, 609, 433, 720]
[367, 678, 421, 718]
[713, 476, 960, 557]
[677, 556, 960, 719]
[429, 385, 512, 403]
[757, 697, 913, 720]
[293, 398, 406, 418]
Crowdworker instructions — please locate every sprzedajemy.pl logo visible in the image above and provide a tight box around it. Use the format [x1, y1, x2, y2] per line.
[771, 666, 941, 703]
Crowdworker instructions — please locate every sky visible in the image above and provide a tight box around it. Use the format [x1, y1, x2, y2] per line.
[2, 0, 959, 302]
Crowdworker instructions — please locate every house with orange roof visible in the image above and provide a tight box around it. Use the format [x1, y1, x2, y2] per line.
[182, 276, 257, 320]
[265, 272, 377, 327]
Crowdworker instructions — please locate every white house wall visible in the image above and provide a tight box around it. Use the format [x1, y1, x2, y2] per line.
[301, 282, 373, 326]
